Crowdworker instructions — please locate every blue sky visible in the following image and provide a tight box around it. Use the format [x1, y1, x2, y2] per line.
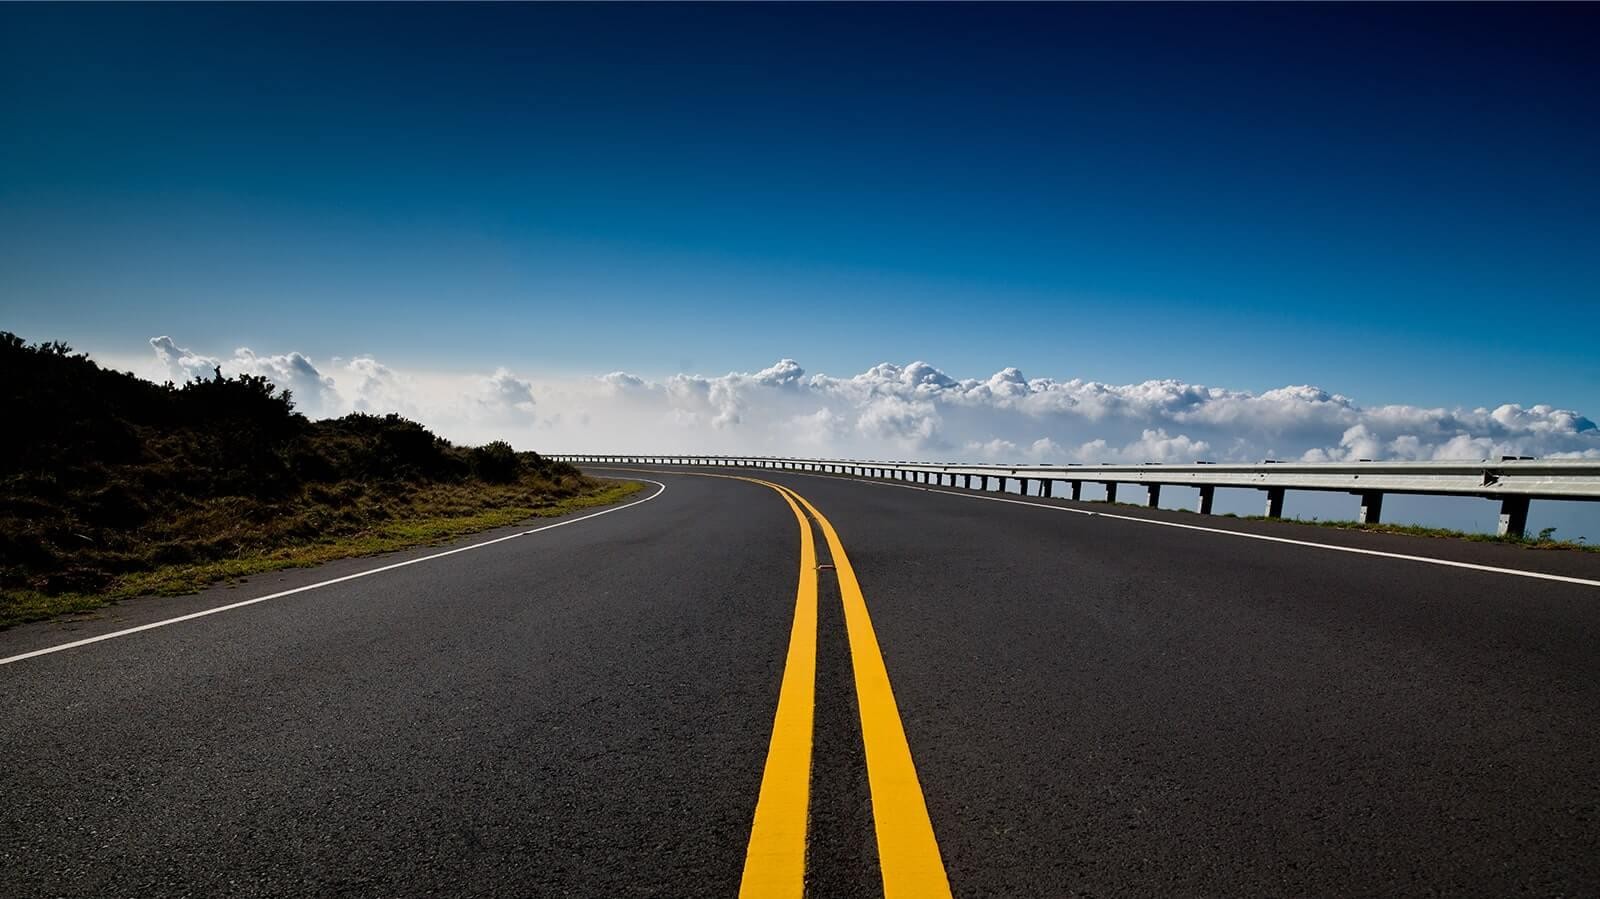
[3, 3, 1595, 410]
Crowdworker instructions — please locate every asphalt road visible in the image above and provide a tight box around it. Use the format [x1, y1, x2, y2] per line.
[4, 465, 1599, 897]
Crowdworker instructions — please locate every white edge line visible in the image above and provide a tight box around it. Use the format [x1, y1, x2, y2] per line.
[924, 487, 1600, 588]
[595, 467, 1600, 590]
[0, 479, 667, 667]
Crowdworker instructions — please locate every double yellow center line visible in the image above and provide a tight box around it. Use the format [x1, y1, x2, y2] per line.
[737, 477, 951, 899]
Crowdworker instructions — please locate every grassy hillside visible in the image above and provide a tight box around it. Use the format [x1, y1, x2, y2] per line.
[0, 332, 635, 628]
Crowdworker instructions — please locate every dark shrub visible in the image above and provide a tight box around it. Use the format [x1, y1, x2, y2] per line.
[470, 441, 521, 483]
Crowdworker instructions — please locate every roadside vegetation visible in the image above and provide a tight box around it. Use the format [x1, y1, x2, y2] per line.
[1, 333, 637, 628]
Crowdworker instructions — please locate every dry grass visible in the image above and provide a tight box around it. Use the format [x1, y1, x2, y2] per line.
[1, 479, 641, 628]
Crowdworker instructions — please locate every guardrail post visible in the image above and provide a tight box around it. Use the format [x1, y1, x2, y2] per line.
[1019, 477, 1031, 496]
[1357, 491, 1384, 524]
[1497, 496, 1530, 538]
[1196, 485, 1215, 515]
[1103, 482, 1117, 503]
[1264, 487, 1285, 518]
[998, 476, 1009, 493]
[1145, 484, 1161, 508]
[1041, 479, 1053, 498]
[1070, 480, 1082, 501]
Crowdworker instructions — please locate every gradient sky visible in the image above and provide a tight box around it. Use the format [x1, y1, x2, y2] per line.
[2, 3, 1596, 410]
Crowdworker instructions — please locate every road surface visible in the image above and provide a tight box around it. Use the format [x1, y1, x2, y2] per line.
[4, 465, 1599, 897]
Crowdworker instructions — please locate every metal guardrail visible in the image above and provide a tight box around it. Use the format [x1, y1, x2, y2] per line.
[548, 454, 1600, 538]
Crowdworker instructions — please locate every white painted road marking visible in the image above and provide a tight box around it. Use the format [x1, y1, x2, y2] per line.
[0, 480, 668, 667]
[920, 487, 1600, 589]
[601, 468, 1600, 590]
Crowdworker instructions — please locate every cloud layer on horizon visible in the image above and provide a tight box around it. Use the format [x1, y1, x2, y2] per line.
[131, 337, 1600, 464]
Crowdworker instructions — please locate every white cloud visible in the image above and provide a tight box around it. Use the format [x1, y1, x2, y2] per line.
[964, 438, 1019, 460]
[479, 367, 537, 413]
[130, 339, 1600, 461]
[150, 336, 336, 415]
[1114, 429, 1213, 464]
[149, 335, 220, 383]
[856, 396, 943, 452]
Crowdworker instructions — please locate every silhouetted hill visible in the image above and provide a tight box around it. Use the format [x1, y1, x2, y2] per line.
[2, 332, 613, 624]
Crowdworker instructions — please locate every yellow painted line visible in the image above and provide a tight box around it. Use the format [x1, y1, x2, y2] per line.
[738, 479, 819, 899]
[585, 466, 951, 896]
[787, 490, 953, 899]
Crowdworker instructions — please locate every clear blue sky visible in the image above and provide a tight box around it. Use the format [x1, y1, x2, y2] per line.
[2, 3, 1595, 408]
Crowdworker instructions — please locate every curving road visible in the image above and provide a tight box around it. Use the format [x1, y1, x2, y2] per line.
[3, 465, 1599, 897]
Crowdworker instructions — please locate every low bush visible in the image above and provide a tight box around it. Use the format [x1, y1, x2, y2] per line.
[1, 331, 603, 625]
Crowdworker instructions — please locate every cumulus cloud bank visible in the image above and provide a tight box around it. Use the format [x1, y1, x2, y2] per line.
[135, 339, 1599, 462]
